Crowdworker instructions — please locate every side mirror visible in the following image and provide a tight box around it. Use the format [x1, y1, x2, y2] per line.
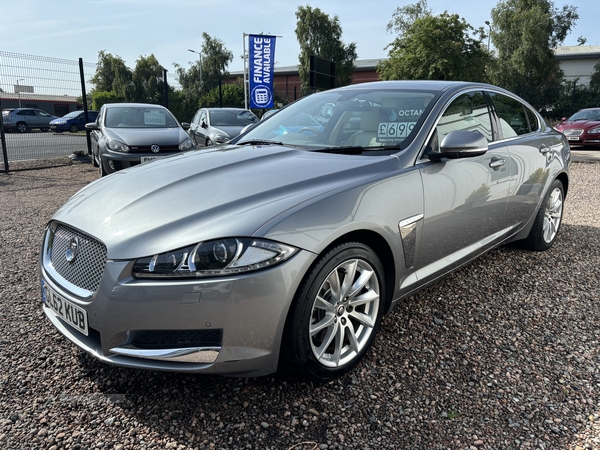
[428, 130, 488, 160]
[201, 121, 207, 129]
[561, 117, 566, 122]
[181, 122, 190, 130]
[85, 122, 99, 131]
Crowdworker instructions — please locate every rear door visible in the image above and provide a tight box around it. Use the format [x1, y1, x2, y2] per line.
[488, 92, 559, 229]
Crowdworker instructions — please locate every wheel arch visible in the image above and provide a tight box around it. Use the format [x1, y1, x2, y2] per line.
[298, 229, 397, 314]
[555, 171, 569, 199]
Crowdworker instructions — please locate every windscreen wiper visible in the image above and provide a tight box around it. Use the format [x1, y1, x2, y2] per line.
[314, 146, 364, 154]
[237, 139, 284, 146]
[314, 145, 402, 154]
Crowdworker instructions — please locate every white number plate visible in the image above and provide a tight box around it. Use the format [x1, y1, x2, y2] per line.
[141, 156, 160, 164]
[43, 281, 88, 336]
[567, 136, 580, 141]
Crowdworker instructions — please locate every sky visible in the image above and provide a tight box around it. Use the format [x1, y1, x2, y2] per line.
[1, 0, 599, 79]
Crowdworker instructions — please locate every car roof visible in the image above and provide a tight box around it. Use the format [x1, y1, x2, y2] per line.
[204, 107, 249, 112]
[333, 79, 504, 93]
[103, 103, 167, 109]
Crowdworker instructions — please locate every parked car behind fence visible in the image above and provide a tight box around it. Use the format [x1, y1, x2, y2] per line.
[50, 110, 99, 133]
[2, 108, 58, 133]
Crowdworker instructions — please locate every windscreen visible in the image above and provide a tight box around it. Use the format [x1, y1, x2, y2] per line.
[105, 107, 179, 128]
[236, 88, 438, 151]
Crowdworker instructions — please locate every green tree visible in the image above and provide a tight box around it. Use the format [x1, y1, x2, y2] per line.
[91, 91, 122, 111]
[89, 50, 131, 100]
[130, 54, 165, 104]
[295, 5, 358, 94]
[489, 0, 578, 110]
[199, 80, 246, 108]
[590, 61, 600, 91]
[199, 32, 234, 94]
[386, 0, 432, 36]
[378, 12, 490, 82]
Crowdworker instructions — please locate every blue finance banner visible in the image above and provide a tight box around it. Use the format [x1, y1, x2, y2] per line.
[249, 35, 276, 109]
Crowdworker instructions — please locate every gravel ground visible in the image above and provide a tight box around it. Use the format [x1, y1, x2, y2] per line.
[0, 160, 599, 450]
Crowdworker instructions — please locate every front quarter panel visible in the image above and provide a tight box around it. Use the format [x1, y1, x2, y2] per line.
[256, 166, 425, 300]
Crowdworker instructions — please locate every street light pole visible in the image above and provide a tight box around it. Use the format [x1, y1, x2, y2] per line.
[485, 21, 491, 52]
[16, 78, 24, 108]
[188, 49, 203, 93]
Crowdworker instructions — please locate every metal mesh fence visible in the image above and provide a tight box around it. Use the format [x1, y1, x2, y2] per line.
[0, 51, 96, 172]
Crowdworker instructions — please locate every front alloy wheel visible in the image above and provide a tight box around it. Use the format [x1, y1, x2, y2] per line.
[282, 242, 385, 381]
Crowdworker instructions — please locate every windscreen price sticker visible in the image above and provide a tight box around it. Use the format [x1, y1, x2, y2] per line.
[377, 121, 416, 142]
[144, 112, 166, 126]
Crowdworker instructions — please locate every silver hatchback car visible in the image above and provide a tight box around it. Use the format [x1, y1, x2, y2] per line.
[40, 81, 570, 381]
[86, 103, 194, 176]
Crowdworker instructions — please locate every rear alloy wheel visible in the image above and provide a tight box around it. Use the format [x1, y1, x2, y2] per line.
[16, 122, 28, 133]
[524, 179, 564, 251]
[69, 124, 79, 133]
[282, 242, 385, 382]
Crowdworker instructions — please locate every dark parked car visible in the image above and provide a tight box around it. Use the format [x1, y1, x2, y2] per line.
[554, 107, 600, 147]
[86, 103, 194, 176]
[189, 107, 258, 147]
[50, 110, 99, 133]
[2, 108, 58, 132]
[40, 81, 569, 381]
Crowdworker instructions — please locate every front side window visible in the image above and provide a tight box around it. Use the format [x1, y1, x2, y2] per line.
[436, 91, 493, 144]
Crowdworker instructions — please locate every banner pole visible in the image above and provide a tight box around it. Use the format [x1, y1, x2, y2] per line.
[243, 33, 248, 110]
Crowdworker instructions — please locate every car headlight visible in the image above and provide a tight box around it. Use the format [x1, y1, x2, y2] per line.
[132, 238, 298, 279]
[179, 138, 194, 151]
[107, 139, 130, 152]
[215, 135, 230, 143]
[587, 127, 600, 134]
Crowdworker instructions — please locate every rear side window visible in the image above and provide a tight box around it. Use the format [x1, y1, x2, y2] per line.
[489, 92, 537, 138]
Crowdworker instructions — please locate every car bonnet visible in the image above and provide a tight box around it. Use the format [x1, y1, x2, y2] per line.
[51, 145, 400, 259]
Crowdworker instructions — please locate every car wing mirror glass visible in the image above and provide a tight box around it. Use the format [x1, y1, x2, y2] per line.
[429, 130, 488, 160]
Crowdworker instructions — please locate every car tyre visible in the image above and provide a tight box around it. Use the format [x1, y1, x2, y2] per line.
[91, 150, 99, 168]
[16, 122, 28, 133]
[69, 124, 79, 133]
[40, 127, 49, 132]
[205, 138, 213, 147]
[281, 242, 385, 382]
[98, 156, 107, 177]
[524, 179, 564, 251]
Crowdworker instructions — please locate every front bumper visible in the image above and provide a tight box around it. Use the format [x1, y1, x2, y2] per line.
[100, 149, 182, 174]
[39, 226, 315, 377]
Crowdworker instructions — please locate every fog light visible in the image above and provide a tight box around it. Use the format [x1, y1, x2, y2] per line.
[108, 160, 115, 170]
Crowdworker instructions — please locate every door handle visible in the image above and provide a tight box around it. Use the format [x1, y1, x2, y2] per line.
[489, 156, 506, 170]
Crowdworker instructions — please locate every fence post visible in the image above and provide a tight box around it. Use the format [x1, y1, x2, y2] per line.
[163, 69, 168, 108]
[0, 96, 8, 173]
[79, 58, 92, 156]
